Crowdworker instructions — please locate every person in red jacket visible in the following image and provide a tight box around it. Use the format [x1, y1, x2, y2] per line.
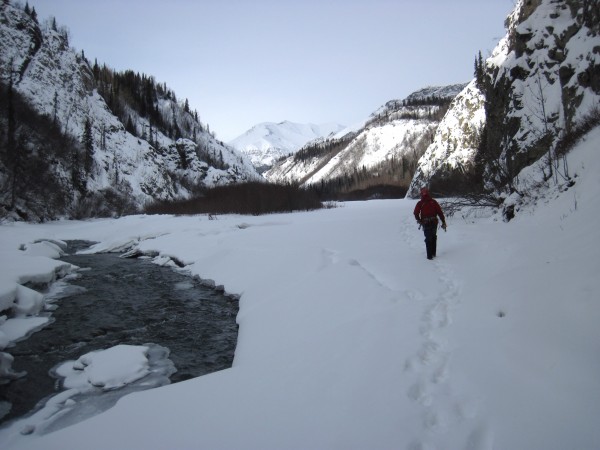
[413, 187, 447, 260]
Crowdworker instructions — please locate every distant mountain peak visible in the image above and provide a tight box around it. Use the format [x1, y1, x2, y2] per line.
[229, 121, 345, 173]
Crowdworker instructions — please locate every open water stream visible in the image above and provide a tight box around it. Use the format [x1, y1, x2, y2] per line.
[0, 241, 239, 426]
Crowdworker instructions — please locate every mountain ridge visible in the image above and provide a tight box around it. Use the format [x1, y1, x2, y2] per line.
[229, 121, 345, 173]
[264, 84, 467, 198]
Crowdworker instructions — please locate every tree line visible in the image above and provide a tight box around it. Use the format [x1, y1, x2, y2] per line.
[91, 64, 208, 144]
[0, 77, 88, 220]
[145, 182, 323, 216]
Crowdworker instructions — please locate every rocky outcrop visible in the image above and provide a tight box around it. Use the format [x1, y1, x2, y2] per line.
[409, 0, 600, 198]
[481, 0, 600, 185]
[407, 81, 486, 197]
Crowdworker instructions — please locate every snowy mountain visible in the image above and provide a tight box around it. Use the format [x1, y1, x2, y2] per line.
[228, 121, 345, 173]
[264, 84, 467, 195]
[407, 0, 600, 202]
[0, 2, 258, 221]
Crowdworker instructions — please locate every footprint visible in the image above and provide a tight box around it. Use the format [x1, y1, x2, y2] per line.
[319, 248, 340, 270]
[466, 423, 494, 450]
[424, 410, 446, 431]
[454, 399, 479, 421]
[423, 301, 451, 330]
[404, 356, 418, 372]
[405, 289, 425, 301]
[407, 440, 434, 450]
[408, 381, 432, 406]
[431, 358, 449, 384]
[418, 340, 442, 365]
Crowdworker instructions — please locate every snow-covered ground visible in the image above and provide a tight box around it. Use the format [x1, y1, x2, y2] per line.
[0, 129, 599, 449]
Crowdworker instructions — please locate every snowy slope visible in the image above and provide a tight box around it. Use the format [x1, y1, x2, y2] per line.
[229, 121, 345, 171]
[0, 126, 598, 449]
[265, 85, 466, 186]
[304, 119, 436, 184]
[0, 4, 258, 214]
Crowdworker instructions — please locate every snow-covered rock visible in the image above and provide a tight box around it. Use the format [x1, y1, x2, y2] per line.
[408, 0, 600, 197]
[407, 80, 486, 196]
[484, 0, 600, 177]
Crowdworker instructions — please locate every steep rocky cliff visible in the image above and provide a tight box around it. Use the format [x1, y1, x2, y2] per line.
[482, 0, 600, 187]
[408, 0, 600, 200]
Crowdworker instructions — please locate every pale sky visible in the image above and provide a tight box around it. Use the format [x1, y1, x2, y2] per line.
[30, 0, 512, 141]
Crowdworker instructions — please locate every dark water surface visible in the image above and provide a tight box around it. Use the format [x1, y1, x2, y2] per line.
[0, 241, 239, 425]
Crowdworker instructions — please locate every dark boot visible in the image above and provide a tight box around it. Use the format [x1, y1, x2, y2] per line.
[425, 237, 433, 259]
[424, 225, 436, 259]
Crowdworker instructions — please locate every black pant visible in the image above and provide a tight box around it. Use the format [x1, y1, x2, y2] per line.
[422, 223, 437, 259]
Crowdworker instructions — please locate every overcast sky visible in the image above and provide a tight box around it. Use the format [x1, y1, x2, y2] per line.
[30, 0, 512, 142]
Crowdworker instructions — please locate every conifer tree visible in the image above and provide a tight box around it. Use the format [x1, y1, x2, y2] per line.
[52, 91, 59, 125]
[474, 51, 485, 89]
[82, 118, 94, 176]
[6, 71, 18, 208]
[71, 146, 85, 196]
[126, 115, 135, 135]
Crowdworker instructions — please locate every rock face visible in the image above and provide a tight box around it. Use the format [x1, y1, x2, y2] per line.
[482, 0, 600, 183]
[407, 81, 486, 197]
[409, 0, 600, 198]
[0, 3, 258, 220]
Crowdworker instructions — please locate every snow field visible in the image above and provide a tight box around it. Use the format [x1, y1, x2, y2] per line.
[0, 129, 598, 449]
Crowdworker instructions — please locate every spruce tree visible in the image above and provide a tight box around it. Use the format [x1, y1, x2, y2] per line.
[7, 72, 18, 208]
[474, 51, 485, 89]
[53, 91, 59, 125]
[71, 146, 85, 196]
[126, 115, 135, 135]
[82, 118, 94, 176]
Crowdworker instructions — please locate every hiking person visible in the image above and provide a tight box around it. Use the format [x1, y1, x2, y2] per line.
[413, 187, 447, 260]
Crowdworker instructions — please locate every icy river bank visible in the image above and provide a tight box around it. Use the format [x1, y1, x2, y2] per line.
[0, 241, 238, 432]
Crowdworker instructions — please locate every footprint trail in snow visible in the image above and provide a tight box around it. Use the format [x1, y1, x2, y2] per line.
[399, 216, 493, 450]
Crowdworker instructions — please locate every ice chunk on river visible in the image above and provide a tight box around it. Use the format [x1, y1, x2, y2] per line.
[0, 343, 175, 444]
[56, 344, 152, 390]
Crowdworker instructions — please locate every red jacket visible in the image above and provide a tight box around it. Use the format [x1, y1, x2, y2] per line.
[414, 194, 445, 224]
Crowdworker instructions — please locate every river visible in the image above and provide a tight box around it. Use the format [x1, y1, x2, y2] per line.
[0, 241, 239, 426]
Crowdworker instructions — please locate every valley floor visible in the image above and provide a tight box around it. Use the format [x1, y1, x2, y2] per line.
[0, 131, 599, 449]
